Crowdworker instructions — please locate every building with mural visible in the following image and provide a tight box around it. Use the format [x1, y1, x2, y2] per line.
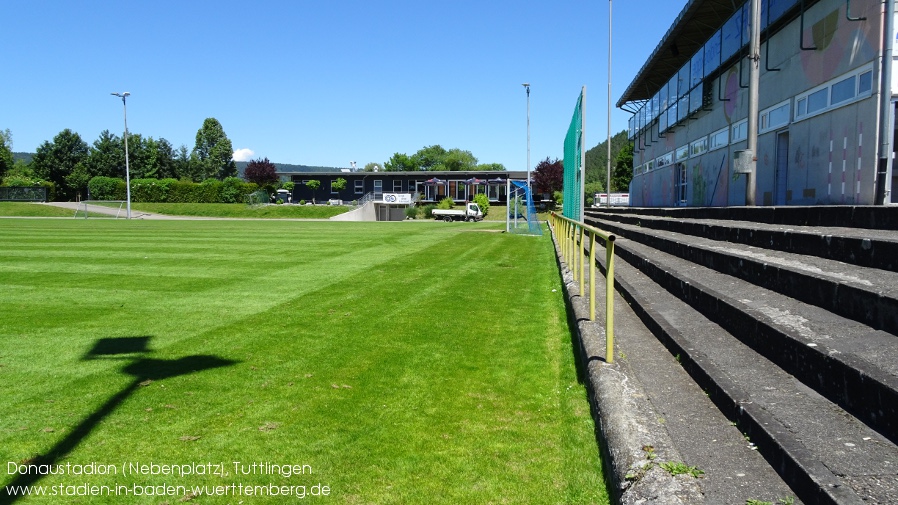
[620, 0, 897, 206]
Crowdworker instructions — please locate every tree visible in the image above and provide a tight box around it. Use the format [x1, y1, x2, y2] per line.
[0, 129, 14, 179]
[192, 118, 236, 180]
[84, 130, 124, 179]
[532, 157, 563, 199]
[174, 145, 196, 180]
[153, 138, 179, 180]
[476, 163, 506, 171]
[31, 129, 89, 200]
[383, 153, 418, 171]
[585, 130, 630, 187]
[306, 179, 321, 203]
[125, 133, 153, 180]
[332, 177, 347, 192]
[442, 148, 477, 171]
[244, 157, 279, 187]
[363, 162, 381, 172]
[414, 145, 447, 171]
[611, 142, 634, 192]
[584, 181, 604, 206]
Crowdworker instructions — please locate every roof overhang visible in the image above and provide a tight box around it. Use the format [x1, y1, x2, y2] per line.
[277, 170, 528, 178]
[617, 0, 743, 109]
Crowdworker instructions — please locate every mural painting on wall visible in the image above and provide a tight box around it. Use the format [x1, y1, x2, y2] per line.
[723, 68, 741, 125]
[709, 154, 729, 207]
[691, 162, 708, 207]
[800, 4, 877, 84]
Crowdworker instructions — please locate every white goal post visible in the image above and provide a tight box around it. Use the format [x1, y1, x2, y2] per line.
[73, 200, 128, 219]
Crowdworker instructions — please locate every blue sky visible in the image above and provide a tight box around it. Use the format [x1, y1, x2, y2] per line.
[2, 0, 685, 170]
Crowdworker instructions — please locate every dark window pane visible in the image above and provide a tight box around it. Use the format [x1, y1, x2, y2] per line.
[704, 30, 721, 76]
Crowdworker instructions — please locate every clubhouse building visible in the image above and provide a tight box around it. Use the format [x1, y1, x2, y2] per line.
[279, 169, 527, 205]
[621, 0, 898, 206]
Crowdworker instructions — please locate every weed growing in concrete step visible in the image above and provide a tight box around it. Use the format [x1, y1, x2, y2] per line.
[625, 446, 704, 481]
[746, 498, 794, 505]
[658, 461, 705, 478]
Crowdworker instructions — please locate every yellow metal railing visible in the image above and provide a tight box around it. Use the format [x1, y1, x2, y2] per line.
[549, 212, 617, 363]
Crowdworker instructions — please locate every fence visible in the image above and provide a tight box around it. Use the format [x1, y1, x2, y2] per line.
[549, 212, 617, 363]
[0, 186, 47, 202]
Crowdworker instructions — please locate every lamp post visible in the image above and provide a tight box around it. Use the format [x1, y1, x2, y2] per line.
[522, 83, 531, 190]
[110, 92, 132, 219]
[606, 0, 613, 208]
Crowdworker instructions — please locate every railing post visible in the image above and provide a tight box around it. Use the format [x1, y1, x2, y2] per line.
[605, 238, 615, 364]
[590, 230, 596, 321]
[579, 226, 585, 298]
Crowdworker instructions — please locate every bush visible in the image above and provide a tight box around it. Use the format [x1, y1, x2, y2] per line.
[131, 178, 176, 203]
[220, 177, 246, 204]
[404, 205, 418, 219]
[281, 181, 294, 191]
[88, 177, 126, 200]
[2, 173, 39, 187]
[437, 197, 453, 210]
[197, 179, 223, 203]
[422, 204, 436, 219]
[299, 199, 306, 205]
[472, 193, 490, 217]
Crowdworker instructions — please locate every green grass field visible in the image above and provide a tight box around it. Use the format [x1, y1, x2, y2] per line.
[0, 218, 607, 504]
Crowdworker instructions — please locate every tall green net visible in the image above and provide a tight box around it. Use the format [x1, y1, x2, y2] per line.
[563, 87, 585, 221]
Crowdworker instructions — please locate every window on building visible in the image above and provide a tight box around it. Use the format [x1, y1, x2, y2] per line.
[704, 30, 721, 77]
[656, 151, 674, 168]
[732, 119, 748, 142]
[760, 100, 790, 133]
[830, 75, 856, 105]
[709, 127, 729, 151]
[689, 85, 703, 114]
[795, 64, 874, 121]
[767, 0, 798, 27]
[858, 69, 873, 94]
[668, 75, 679, 104]
[659, 83, 669, 114]
[678, 63, 691, 99]
[721, 8, 743, 62]
[354, 180, 364, 194]
[677, 95, 689, 123]
[691, 50, 704, 89]
[690, 137, 708, 157]
[393, 180, 403, 192]
[676, 145, 690, 162]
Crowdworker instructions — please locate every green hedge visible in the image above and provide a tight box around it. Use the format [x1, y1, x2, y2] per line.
[87, 177, 258, 204]
[88, 177, 127, 200]
[131, 178, 177, 202]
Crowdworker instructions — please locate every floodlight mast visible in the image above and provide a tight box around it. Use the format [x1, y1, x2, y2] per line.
[110, 92, 132, 219]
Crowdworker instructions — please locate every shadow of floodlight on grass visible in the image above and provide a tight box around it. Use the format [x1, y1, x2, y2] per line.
[0, 336, 238, 504]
